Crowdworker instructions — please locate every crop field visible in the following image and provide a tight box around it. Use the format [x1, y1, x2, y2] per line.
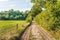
[0, 20, 28, 40]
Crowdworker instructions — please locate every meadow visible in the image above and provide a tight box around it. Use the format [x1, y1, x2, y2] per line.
[0, 20, 28, 40]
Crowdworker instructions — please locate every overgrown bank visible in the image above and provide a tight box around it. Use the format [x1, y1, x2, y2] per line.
[26, 0, 60, 40]
[34, 4, 60, 40]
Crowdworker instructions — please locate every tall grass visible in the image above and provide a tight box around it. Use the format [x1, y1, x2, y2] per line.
[0, 20, 28, 40]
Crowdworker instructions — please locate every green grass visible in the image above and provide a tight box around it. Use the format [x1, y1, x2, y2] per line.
[0, 20, 28, 39]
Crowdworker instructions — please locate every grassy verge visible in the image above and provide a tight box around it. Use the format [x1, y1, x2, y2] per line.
[34, 13, 60, 40]
[0, 20, 28, 40]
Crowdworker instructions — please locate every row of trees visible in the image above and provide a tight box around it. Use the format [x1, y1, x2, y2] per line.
[0, 9, 28, 20]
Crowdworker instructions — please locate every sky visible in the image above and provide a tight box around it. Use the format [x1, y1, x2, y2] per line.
[0, 0, 33, 11]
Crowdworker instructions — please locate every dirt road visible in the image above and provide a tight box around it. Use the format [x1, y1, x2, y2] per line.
[21, 22, 56, 40]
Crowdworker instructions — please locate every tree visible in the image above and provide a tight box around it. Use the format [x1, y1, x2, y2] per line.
[34, 0, 60, 32]
[0, 9, 28, 20]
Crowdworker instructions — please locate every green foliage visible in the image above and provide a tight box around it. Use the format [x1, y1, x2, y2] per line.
[26, 13, 32, 22]
[35, 4, 60, 39]
[26, 1, 42, 22]
[31, 4, 42, 17]
[30, 0, 60, 39]
[0, 9, 28, 20]
[27, 0, 57, 22]
[30, 0, 60, 31]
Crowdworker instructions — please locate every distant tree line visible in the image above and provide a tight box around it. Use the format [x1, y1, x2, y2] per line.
[0, 9, 28, 20]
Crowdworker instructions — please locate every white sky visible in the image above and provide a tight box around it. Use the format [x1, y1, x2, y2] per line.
[0, 0, 33, 11]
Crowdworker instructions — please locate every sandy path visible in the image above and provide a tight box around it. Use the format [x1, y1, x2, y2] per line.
[21, 22, 56, 40]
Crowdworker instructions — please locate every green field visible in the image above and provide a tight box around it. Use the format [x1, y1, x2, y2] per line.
[0, 20, 28, 40]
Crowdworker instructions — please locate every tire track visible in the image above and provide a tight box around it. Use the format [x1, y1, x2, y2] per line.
[20, 22, 56, 40]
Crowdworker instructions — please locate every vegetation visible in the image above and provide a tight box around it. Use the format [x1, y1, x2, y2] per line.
[0, 0, 60, 40]
[0, 8, 29, 40]
[26, 0, 60, 40]
[0, 20, 28, 40]
[0, 9, 28, 20]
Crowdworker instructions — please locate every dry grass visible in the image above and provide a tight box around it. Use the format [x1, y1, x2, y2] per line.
[0, 20, 28, 40]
